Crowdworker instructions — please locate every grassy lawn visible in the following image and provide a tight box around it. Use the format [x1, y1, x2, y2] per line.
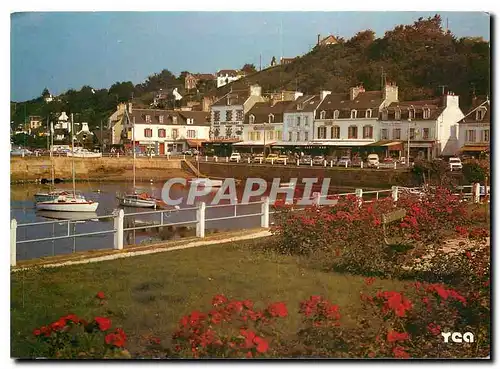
[11, 238, 412, 358]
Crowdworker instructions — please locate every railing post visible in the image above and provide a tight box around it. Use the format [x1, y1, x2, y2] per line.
[205, 155, 208, 162]
[196, 155, 199, 162]
[261, 196, 270, 228]
[248, 157, 251, 164]
[392, 186, 399, 203]
[330, 160, 333, 167]
[271, 158, 274, 165]
[215, 156, 218, 162]
[10, 219, 17, 267]
[355, 188, 363, 208]
[394, 161, 397, 170]
[117, 152, 120, 158]
[260, 158, 263, 164]
[113, 209, 124, 250]
[310, 159, 313, 166]
[226, 156, 229, 163]
[196, 201, 206, 238]
[284, 158, 287, 166]
[323, 160, 327, 167]
[360, 161, 364, 169]
[345, 161, 348, 168]
[473, 182, 480, 204]
[297, 158, 300, 166]
[237, 157, 240, 163]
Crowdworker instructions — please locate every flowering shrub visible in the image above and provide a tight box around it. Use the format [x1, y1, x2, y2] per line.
[31, 293, 130, 359]
[170, 294, 288, 358]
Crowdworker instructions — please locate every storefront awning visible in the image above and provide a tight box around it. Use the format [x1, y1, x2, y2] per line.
[460, 145, 489, 152]
[308, 141, 375, 146]
[233, 141, 276, 146]
[366, 140, 404, 147]
[186, 139, 206, 148]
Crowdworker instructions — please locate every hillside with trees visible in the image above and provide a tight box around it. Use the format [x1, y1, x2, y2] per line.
[11, 15, 489, 133]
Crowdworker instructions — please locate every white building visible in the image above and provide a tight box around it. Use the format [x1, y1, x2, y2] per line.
[216, 69, 245, 88]
[54, 112, 70, 131]
[311, 84, 399, 155]
[379, 91, 464, 159]
[210, 85, 265, 141]
[123, 108, 211, 154]
[458, 99, 490, 157]
[282, 93, 327, 146]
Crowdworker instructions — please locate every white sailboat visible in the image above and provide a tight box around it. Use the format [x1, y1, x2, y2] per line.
[116, 108, 157, 208]
[36, 114, 99, 212]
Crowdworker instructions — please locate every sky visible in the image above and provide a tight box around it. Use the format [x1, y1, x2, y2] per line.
[10, 11, 490, 102]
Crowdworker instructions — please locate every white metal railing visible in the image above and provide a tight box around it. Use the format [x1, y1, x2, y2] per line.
[10, 184, 485, 267]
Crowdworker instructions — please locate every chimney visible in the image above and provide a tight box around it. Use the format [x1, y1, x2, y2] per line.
[320, 90, 331, 100]
[349, 85, 365, 100]
[443, 91, 459, 108]
[250, 84, 262, 97]
[294, 91, 304, 100]
[317, 34, 320, 45]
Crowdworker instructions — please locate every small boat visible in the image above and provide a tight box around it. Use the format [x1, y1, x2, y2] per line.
[34, 189, 69, 203]
[117, 191, 157, 208]
[36, 192, 99, 212]
[189, 178, 224, 188]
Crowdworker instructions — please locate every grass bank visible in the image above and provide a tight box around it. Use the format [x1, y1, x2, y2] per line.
[11, 238, 411, 358]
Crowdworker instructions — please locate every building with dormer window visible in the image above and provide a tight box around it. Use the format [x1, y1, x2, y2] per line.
[458, 98, 490, 157]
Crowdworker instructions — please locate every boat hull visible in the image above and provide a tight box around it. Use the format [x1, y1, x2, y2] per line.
[37, 211, 98, 221]
[35, 201, 99, 212]
[117, 197, 157, 208]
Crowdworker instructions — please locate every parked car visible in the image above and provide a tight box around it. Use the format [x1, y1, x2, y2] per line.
[229, 152, 242, 162]
[252, 154, 264, 163]
[367, 154, 380, 168]
[449, 157, 463, 171]
[337, 156, 351, 167]
[265, 154, 280, 164]
[11, 148, 32, 156]
[276, 155, 289, 164]
[312, 155, 325, 166]
[299, 155, 313, 165]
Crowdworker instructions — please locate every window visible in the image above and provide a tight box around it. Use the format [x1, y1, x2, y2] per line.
[267, 131, 273, 140]
[320, 111, 326, 119]
[304, 131, 309, 141]
[226, 110, 233, 122]
[256, 132, 261, 141]
[144, 128, 153, 138]
[476, 108, 487, 121]
[159, 115, 164, 124]
[187, 130, 196, 138]
[213, 111, 220, 122]
[296, 132, 300, 141]
[351, 110, 357, 119]
[365, 109, 372, 119]
[348, 126, 358, 139]
[187, 118, 194, 125]
[173, 116, 178, 124]
[288, 131, 292, 141]
[249, 114, 255, 124]
[409, 107, 415, 119]
[395, 109, 401, 120]
[423, 108, 431, 119]
[331, 126, 340, 139]
[297, 103, 304, 110]
[145, 115, 151, 123]
[158, 129, 166, 138]
[296, 116, 301, 126]
[236, 110, 244, 121]
[423, 128, 430, 139]
[172, 129, 178, 139]
[268, 114, 274, 123]
[317, 126, 327, 139]
[248, 132, 253, 141]
[466, 130, 476, 143]
[381, 128, 389, 140]
[483, 129, 490, 142]
[304, 116, 309, 126]
[363, 125, 373, 139]
[409, 128, 416, 140]
[393, 128, 401, 140]
[382, 109, 388, 120]
[333, 110, 340, 119]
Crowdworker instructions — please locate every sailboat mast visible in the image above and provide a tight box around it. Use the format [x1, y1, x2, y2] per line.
[131, 106, 136, 189]
[71, 113, 76, 198]
[50, 120, 55, 187]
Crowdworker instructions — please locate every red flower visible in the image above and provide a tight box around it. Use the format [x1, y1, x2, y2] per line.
[211, 294, 228, 307]
[393, 346, 410, 359]
[94, 316, 112, 331]
[149, 336, 161, 345]
[50, 318, 67, 331]
[96, 291, 106, 299]
[33, 328, 41, 336]
[242, 299, 253, 309]
[105, 329, 127, 348]
[427, 323, 441, 336]
[246, 351, 253, 358]
[61, 314, 79, 324]
[267, 302, 288, 318]
[40, 326, 52, 337]
[465, 251, 472, 259]
[364, 277, 376, 286]
[254, 336, 269, 353]
[387, 330, 410, 343]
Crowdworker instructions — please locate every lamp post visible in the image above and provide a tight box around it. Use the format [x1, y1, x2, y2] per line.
[407, 118, 412, 168]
